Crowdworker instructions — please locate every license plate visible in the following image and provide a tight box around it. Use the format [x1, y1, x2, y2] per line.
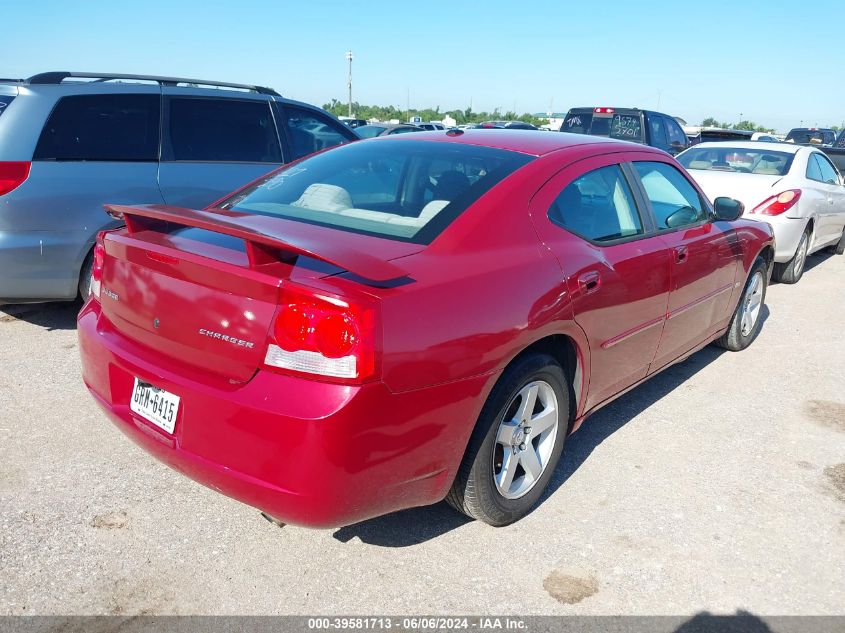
[129, 377, 180, 434]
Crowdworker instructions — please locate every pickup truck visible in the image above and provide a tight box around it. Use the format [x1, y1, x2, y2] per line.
[822, 130, 845, 173]
[561, 107, 689, 155]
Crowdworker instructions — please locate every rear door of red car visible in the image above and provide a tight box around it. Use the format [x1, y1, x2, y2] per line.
[529, 151, 671, 411]
[629, 160, 740, 372]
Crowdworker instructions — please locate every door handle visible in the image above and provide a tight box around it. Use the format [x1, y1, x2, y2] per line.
[674, 245, 689, 263]
[577, 271, 601, 294]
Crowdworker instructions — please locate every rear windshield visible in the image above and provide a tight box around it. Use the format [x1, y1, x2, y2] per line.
[835, 131, 845, 149]
[219, 139, 533, 244]
[562, 111, 643, 142]
[699, 131, 752, 142]
[0, 96, 14, 118]
[678, 147, 795, 176]
[786, 129, 828, 145]
[355, 125, 386, 138]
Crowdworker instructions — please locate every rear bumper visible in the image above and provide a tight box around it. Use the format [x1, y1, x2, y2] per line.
[78, 301, 493, 528]
[745, 215, 806, 262]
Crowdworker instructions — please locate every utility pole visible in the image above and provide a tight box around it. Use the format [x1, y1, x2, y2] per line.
[345, 51, 353, 117]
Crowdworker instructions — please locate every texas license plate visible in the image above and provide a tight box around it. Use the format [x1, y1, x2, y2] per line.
[129, 377, 180, 434]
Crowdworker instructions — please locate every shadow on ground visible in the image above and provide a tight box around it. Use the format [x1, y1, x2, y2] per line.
[802, 249, 837, 275]
[673, 610, 774, 633]
[0, 301, 80, 331]
[333, 306, 772, 547]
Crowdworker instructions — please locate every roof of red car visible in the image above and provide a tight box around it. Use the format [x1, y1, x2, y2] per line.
[369, 129, 642, 156]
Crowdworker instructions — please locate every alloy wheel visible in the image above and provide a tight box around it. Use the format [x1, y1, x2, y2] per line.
[793, 233, 809, 277]
[741, 271, 765, 336]
[492, 380, 559, 500]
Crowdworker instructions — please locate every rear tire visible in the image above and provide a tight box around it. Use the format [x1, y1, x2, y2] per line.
[78, 250, 94, 300]
[828, 227, 845, 255]
[773, 227, 810, 284]
[446, 353, 568, 526]
[715, 256, 767, 351]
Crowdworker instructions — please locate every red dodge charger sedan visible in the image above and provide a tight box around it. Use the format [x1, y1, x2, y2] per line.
[78, 131, 774, 527]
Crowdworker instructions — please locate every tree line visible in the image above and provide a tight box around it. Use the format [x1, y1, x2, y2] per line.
[701, 117, 842, 133]
[322, 99, 550, 127]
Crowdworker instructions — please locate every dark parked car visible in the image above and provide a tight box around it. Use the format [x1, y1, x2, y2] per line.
[79, 130, 773, 528]
[477, 120, 538, 130]
[785, 128, 836, 146]
[0, 71, 357, 303]
[687, 128, 754, 145]
[355, 123, 423, 138]
[561, 107, 689, 155]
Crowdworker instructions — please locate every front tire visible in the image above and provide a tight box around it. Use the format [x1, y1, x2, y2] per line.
[773, 227, 810, 284]
[446, 353, 568, 526]
[715, 256, 767, 351]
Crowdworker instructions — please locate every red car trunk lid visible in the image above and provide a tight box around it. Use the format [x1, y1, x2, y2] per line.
[97, 205, 420, 383]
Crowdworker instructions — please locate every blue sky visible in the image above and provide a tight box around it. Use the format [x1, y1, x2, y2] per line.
[3, 0, 842, 131]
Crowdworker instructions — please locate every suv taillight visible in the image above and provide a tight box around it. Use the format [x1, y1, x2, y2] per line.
[0, 162, 30, 196]
[263, 285, 378, 383]
[89, 232, 107, 299]
[751, 189, 802, 216]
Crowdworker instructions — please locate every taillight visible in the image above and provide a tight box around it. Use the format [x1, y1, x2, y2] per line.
[0, 161, 30, 196]
[89, 232, 107, 299]
[751, 189, 802, 216]
[594, 107, 615, 114]
[264, 285, 378, 383]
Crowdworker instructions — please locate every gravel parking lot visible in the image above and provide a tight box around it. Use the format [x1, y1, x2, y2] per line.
[1, 252, 843, 617]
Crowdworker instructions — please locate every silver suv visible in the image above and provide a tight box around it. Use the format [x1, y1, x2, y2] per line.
[0, 72, 358, 303]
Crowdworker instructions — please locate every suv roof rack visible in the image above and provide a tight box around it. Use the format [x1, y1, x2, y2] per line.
[26, 72, 280, 96]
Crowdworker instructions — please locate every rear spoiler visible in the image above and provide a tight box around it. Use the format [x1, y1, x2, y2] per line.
[106, 204, 407, 283]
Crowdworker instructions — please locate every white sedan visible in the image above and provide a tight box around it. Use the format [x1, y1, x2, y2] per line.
[678, 142, 845, 283]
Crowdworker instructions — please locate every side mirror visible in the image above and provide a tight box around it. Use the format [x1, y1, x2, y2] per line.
[713, 197, 744, 221]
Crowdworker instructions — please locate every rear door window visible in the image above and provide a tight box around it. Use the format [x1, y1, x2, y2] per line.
[34, 94, 160, 161]
[281, 106, 356, 161]
[648, 116, 669, 150]
[814, 153, 840, 184]
[665, 117, 687, 151]
[548, 165, 644, 243]
[633, 161, 708, 230]
[806, 154, 825, 182]
[165, 98, 282, 162]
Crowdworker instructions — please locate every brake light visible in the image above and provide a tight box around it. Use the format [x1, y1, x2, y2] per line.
[751, 189, 802, 216]
[0, 161, 30, 196]
[264, 285, 377, 383]
[594, 107, 615, 114]
[89, 232, 107, 299]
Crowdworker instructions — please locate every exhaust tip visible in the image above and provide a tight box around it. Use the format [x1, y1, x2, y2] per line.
[260, 511, 286, 528]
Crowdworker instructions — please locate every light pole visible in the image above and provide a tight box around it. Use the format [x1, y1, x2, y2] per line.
[345, 51, 353, 118]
